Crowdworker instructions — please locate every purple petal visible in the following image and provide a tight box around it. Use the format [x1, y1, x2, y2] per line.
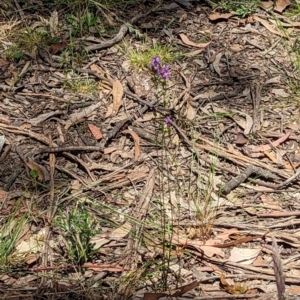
[165, 116, 171, 125]
[151, 56, 161, 68]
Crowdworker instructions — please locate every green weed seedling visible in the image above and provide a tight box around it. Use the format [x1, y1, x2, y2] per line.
[5, 28, 51, 61]
[129, 44, 178, 70]
[66, 12, 104, 37]
[209, 0, 261, 17]
[63, 76, 98, 94]
[0, 198, 29, 269]
[54, 205, 100, 266]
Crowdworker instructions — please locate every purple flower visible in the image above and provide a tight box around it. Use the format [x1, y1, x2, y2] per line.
[151, 56, 161, 69]
[165, 116, 171, 126]
[151, 56, 170, 80]
[158, 65, 170, 80]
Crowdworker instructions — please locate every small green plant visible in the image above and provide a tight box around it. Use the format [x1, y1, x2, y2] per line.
[54, 204, 100, 265]
[29, 169, 39, 179]
[129, 45, 178, 70]
[66, 12, 104, 37]
[0, 198, 29, 268]
[285, 2, 300, 20]
[60, 43, 88, 69]
[215, 0, 261, 17]
[64, 77, 98, 94]
[5, 28, 51, 60]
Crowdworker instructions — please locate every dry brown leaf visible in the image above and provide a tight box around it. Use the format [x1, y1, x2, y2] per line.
[185, 48, 206, 57]
[274, 0, 290, 12]
[26, 161, 49, 182]
[90, 63, 104, 74]
[112, 80, 124, 115]
[123, 129, 141, 159]
[253, 16, 285, 37]
[271, 88, 289, 97]
[49, 42, 68, 54]
[228, 247, 261, 264]
[104, 147, 118, 154]
[105, 103, 114, 118]
[0, 189, 7, 203]
[251, 132, 291, 152]
[136, 112, 155, 122]
[109, 222, 131, 238]
[261, 1, 274, 10]
[83, 263, 127, 272]
[88, 123, 102, 140]
[220, 273, 248, 295]
[179, 33, 211, 49]
[235, 132, 248, 145]
[186, 102, 196, 120]
[209, 12, 233, 21]
[263, 150, 277, 163]
[230, 44, 244, 52]
[0, 58, 9, 67]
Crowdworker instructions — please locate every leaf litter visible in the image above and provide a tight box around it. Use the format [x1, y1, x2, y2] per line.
[0, 0, 300, 299]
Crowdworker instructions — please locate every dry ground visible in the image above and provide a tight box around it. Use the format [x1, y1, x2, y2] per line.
[1, 0, 300, 299]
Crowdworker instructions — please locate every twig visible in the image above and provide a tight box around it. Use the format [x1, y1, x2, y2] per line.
[221, 165, 279, 195]
[38, 145, 104, 154]
[276, 167, 300, 189]
[264, 236, 286, 300]
[84, 10, 153, 52]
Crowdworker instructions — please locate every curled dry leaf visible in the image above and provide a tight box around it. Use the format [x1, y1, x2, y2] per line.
[123, 129, 141, 159]
[49, 42, 68, 55]
[251, 131, 291, 152]
[26, 161, 50, 182]
[88, 123, 102, 140]
[253, 16, 285, 37]
[186, 102, 196, 120]
[112, 80, 124, 116]
[228, 247, 261, 264]
[235, 132, 248, 145]
[220, 273, 248, 295]
[179, 33, 211, 49]
[108, 221, 131, 239]
[90, 63, 104, 74]
[209, 12, 233, 21]
[103, 147, 118, 154]
[261, 1, 274, 10]
[271, 88, 289, 97]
